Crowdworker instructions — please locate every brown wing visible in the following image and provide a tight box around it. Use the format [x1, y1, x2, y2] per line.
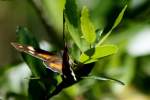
[11, 42, 62, 73]
[44, 59, 62, 74]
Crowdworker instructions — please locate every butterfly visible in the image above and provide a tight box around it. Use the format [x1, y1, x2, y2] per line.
[11, 42, 77, 81]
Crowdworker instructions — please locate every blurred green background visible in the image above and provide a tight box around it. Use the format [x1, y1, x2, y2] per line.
[0, 0, 150, 100]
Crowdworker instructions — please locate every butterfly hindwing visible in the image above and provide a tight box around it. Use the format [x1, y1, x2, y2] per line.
[62, 44, 77, 81]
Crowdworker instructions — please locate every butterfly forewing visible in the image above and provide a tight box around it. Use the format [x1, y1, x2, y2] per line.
[11, 42, 62, 73]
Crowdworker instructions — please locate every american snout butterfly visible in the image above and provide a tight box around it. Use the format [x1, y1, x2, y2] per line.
[11, 42, 77, 81]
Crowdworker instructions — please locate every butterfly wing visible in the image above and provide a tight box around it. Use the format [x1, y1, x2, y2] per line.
[62, 44, 77, 81]
[11, 42, 62, 73]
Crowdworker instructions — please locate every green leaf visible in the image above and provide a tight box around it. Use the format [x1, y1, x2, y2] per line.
[96, 5, 127, 46]
[66, 19, 82, 51]
[81, 6, 96, 44]
[65, 0, 85, 52]
[65, 0, 78, 27]
[16, 26, 45, 77]
[83, 75, 124, 85]
[16, 26, 57, 99]
[66, 18, 90, 52]
[16, 26, 57, 78]
[112, 5, 127, 29]
[80, 44, 118, 63]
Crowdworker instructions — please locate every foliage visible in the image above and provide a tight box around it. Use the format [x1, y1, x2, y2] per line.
[1, 0, 150, 100]
[12, 0, 126, 99]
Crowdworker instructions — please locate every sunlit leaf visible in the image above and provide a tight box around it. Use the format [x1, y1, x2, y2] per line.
[96, 5, 127, 46]
[112, 5, 127, 29]
[81, 6, 96, 44]
[80, 44, 118, 63]
[66, 19, 82, 51]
